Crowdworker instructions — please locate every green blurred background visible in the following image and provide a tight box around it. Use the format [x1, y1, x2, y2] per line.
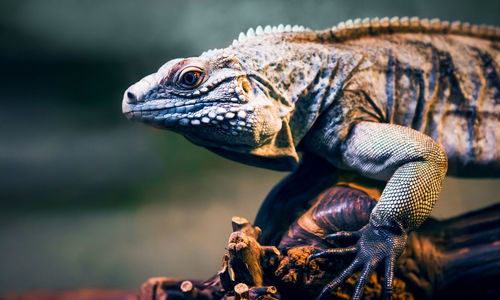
[1, 0, 499, 294]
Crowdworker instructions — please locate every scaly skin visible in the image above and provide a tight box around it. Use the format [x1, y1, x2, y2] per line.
[122, 17, 500, 299]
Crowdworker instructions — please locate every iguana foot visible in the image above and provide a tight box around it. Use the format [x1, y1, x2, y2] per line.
[310, 222, 407, 300]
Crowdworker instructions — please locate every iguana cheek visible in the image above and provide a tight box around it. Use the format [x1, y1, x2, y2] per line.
[253, 107, 282, 143]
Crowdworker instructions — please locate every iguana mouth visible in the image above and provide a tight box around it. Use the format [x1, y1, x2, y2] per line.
[124, 97, 247, 113]
[125, 99, 256, 132]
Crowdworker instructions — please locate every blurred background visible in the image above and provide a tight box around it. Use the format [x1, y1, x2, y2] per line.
[1, 0, 499, 294]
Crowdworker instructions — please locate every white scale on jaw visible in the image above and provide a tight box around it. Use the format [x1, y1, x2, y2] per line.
[154, 102, 258, 134]
[172, 105, 255, 135]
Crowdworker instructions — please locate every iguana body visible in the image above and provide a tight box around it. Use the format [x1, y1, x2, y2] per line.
[122, 17, 500, 299]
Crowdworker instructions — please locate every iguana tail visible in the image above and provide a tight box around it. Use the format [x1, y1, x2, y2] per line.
[400, 203, 500, 299]
[436, 203, 500, 299]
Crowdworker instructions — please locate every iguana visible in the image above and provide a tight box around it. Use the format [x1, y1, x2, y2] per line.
[122, 17, 500, 299]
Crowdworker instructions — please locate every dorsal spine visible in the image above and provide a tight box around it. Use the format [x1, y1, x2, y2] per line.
[324, 16, 500, 42]
[227, 16, 500, 50]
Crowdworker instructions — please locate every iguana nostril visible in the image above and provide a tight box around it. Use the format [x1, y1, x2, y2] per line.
[126, 91, 138, 104]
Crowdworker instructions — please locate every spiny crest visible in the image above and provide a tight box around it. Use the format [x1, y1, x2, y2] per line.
[231, 24, 309, 46]
[201, 17, 500, 55]
[201, 24, 309, 55]
[326, 16, 500, 42]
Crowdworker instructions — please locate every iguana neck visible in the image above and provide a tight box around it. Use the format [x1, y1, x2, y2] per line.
[228, 41, 361, 146]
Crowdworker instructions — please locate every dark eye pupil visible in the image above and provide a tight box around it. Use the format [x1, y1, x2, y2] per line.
[182, 71, 199, 85]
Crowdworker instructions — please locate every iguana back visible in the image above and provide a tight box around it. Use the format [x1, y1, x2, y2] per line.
[324, 33, 500, 176]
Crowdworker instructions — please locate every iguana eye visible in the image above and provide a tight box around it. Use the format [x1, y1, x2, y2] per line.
[179, 68, 203, 88]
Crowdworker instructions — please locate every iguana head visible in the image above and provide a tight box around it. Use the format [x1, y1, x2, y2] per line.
[122, 25, 323, 171]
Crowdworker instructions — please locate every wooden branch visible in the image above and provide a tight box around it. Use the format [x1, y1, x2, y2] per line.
[180, 281, 198, 300]
[219, 217, 280, 292]
[234, 283, 249, 300]
[139, 186, 500, 300]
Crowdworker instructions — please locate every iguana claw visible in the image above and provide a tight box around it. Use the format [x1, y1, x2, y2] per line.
[311, 222, 407, 300]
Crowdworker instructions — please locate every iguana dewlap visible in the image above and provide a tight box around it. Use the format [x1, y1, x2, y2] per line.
[122, 17, 500, 299]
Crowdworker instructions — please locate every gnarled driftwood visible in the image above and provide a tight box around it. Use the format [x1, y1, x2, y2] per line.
[139, 184, 500, 299]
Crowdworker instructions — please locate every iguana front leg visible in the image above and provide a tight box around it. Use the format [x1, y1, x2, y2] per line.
[313, 121, 448, 300]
